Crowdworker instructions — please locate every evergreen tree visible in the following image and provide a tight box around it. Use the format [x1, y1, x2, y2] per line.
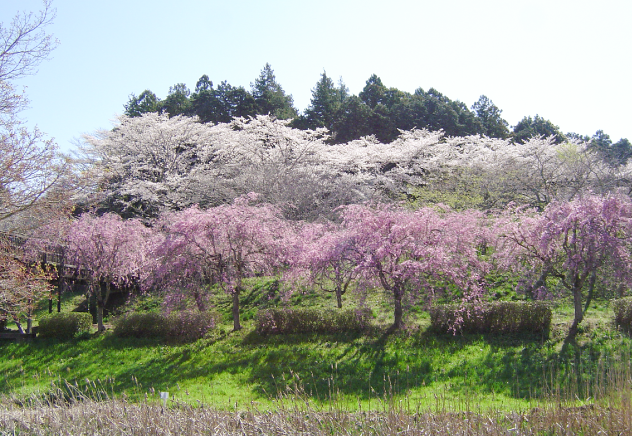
[161, 83, 191, 117]
[231, 86, 258, 119]
[513, 115, 566, 144]
[331, 96, 373, 143]
[190, 75, 220, 123]
[471, 95, 510, 138]
[211, 81, 255, 122]
[589, 130, 632, 166]
[367, 103, 397, 143]
[124, 90, 160, 117]
[612, 138, 632, 165]
[251, 63, 297, 119]
[359, 74, 387, 109]
[304, 71, 341, 130]
[566, 132, 591, 143]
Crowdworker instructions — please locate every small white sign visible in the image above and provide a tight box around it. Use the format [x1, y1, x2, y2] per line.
[160, 392, 169, 407]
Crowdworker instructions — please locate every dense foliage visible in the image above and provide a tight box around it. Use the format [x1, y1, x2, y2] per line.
[37, 312, 93, 339]
[255, 307, 372, 335]
[429, 301, 552, 334]
[112, 311, 217, 342]
[612, 297, 632, 332]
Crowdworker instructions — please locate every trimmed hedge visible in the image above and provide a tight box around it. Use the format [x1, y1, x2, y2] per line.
[613, 298, 632, 332]
[113, 311, 217, 343]
[38, 313, 93, 339]
[429, 301, 552, 334]
[255, 307, 373, 335]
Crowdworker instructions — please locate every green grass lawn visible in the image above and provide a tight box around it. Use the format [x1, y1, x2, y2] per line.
[1, 281, 631, 413]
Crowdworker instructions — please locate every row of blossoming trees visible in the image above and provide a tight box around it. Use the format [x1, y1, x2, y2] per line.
[8, 113, 632, 337]
[18, 192, 632, 341]
[77, 113, 632, 221]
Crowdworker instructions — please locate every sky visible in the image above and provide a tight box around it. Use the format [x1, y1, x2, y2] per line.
[3, 0, 632, 153]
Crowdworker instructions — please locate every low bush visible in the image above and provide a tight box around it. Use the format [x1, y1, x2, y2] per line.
[429, 301, 552, 334]
[38, 313, 93, 339]
[612, 298, 632, 332]
[255, 307, 373, 335]
[113, 311, 218, 342]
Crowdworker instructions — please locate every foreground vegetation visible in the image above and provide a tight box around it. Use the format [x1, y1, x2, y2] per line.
[3, 392, 632, 435]
[1, 287, 631, 402]
[2, 286, 632, 433]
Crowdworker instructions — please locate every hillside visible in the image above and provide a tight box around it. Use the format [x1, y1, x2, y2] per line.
[1, 281, 629, 412]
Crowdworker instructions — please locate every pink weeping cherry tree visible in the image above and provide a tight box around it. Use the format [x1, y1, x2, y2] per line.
[338, 204, 488, 330]
[155, 193, 291, 331]
[496, 194, 632, 341]
[286, 221, 359, 309]
[65, 213, 156, 331]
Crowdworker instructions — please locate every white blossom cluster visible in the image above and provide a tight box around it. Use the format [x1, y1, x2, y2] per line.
[80, 113, 627, 219]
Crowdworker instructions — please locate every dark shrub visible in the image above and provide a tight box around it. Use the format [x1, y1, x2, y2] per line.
[113, 311, 217, 343]
[429, 301, 551, 334]
[113, 312, 164, 338]
[38, 313, 93, 339]
[613, 298, 632, 332]
[255, 308, 372, 335]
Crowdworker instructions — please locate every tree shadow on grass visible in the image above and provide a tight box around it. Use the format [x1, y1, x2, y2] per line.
[241, 327, 434, 400]
[45, 329, 558, 402]
[2, 325, 626, 404]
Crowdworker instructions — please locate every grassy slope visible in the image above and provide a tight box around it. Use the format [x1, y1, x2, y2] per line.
[1, 280, 631, 412]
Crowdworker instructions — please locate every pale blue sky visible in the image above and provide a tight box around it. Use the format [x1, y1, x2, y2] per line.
[4, 0, 631, 152]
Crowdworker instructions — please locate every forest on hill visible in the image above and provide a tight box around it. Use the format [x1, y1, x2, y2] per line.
[124, 63, 632, 163]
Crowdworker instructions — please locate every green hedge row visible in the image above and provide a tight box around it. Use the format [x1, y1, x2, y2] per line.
[255, 307, 373, 335]
[429, 301, 552, 334]
[113, 311, 217, 343]
[613, 298, 632, 331]
[38, 313, 93, 339]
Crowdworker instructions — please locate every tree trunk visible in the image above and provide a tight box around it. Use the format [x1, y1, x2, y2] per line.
[567, 286, 584, 341]
[530, 267, 550, 298]
[583, 271, 597, 315]
[392, 286, 404, 330]
[14, 317, 24, 334]
[26, 298, 33, 334]
[336, 287, 343, 309]
[96, 303, 105, 332]
[96, 281, 111, 332]
[193, 289, 206, 312]
[232, 288, 241, 331]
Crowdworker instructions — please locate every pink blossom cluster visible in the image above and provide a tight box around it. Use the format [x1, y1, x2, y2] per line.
[25, 193, 632, 337]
